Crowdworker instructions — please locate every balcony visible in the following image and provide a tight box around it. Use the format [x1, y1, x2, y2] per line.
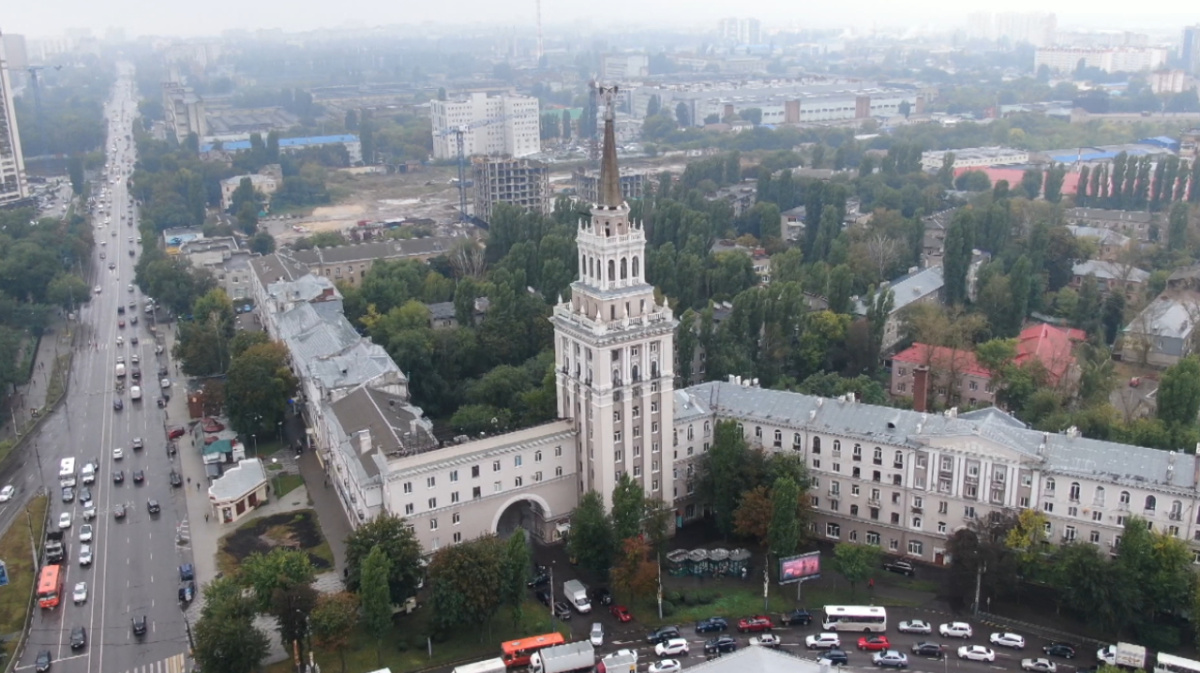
[911, 505, 923, 514]
[1169, 511, 1183, 521]
[867, 498, 881, 508]
[828, 488, 841, 497]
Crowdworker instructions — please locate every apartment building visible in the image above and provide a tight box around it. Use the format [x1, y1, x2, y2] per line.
[573, 167, 649, 204]
[289, 237, 455, 287]
[1034, 47, 1168, 74]
[162, 82, 207, 143]
[431, 92, 540, 160]
[0, 35, 28, 206]
[920, 147, 1029, 171]
[471, 156, 550, 225]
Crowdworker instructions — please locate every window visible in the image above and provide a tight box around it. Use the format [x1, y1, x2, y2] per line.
[404, 503, 414, 515]
[866, 531, 881, 545]
[826, 523, 841, 539]
[937, 521, 947, 534]
[652, 422, 659, 433]
[813, 437, 822, 453]
[1064, 525, 1076, 541]
[555, 466, 563, 477]
[633, 406, 640, 419]
[914, 496, 923, 509]
[873, 447, 883, 464]
[756, 426, 763, 439]
[1068, 506, 1078, 517]
[938, 501, 948, 514]
[1045, 478, 1055, 493]
[427, 477, 436, 488]
[891, 512, 900, 524]
[651, 401, 659, 413]
[851, 484, 861, 496]
[1090, 530, 1101, 543]
[912, 516, 922, 529]
[534, 451, 542, 462]
[493, 481, 502, 493]
[403, 482, 413, 494]
[1093, 487, 1105, 507]
[453, 512, 461, 525]
[493, 460, 501, 472]
[450, 470, 459, 482]
[853, 444, 862, 461]
[1069, 482, 1080, 502]
[430, 518, 439, 530]
[634, 465, 642, 477]
[428, 497, 437, 509]
[792, 433, 802, 448]
[555, 446, 563, 457]
[850, 504, 859, 515]
[964, 506, 976, 519]
[1120, 490, 1130, 505]
[774, 429, 782, 446]
[451, 492, 459, 503]
[908, 540, 923, 556]
[893, 451, 904, 468]
[472, 465, 480, 478]
[940, 456, 953, 471]
[1145, 495, 1157, 511]
[453, 532, 462, 544]
[613, 410, 621, 422]
[830, 481, 841, 496]
[472, 486, 482, 499]
[614, 430, 622, 442]
[1093, 511, 1103, 521]
[1043, 502, 1054, 513]
[889, 539, 900, 551]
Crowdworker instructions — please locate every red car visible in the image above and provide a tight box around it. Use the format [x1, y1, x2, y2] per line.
[610, 605, 632, 622]
[858, 635, 891, 651]
[737, 616, 774, 633]
[167, 426, 186, 440]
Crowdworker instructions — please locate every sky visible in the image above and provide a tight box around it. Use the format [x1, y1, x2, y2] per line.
[3, 0, 1195, 39]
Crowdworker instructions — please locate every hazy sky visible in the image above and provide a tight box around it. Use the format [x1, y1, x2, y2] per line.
[3, 0, 1195, 39]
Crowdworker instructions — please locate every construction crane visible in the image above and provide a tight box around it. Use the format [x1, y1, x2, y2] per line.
[435, 115, 516, 221]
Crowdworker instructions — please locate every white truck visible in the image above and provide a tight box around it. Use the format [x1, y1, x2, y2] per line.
[58, 458, 76, 488]
[596, 650, 638, 673]
[531, 641, 595, 673]
[1098, 643, 1147, 669]
[452, 658, 506, 673]
[562, 579, 592, 614]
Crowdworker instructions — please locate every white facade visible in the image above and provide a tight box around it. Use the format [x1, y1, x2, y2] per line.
[601, 54, 649, 81]
[0, 36, 28, 206]
[717, 17, 761, 44]
[1035, 47, 1168, 74]
[920, 147, 1030, 171]
[430, 93, 540, 160]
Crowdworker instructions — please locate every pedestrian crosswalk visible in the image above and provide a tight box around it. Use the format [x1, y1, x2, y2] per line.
[117, 652, 187, 673]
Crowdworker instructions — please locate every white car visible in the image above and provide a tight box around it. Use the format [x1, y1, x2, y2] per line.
[0, 485, 14, 502]
[94, 285, 102, 294]
[750, 634, 782, 648]
[940, 622, 973, 639]
[806, 633, 842, 650]
[1022, 659, 1057, 673]
[73, 582, 88, 604]
[79, 544, 93, 566]
[991, 632, 1026, 649]
[655, 638, 690, 657]
[898, 620, 932, 634]
[958, 646, 996, 662]
[79, 524, 93, 542]
[648, 661, 681, 673]
[82, 506, 96, 521]
[874, 650, 910, 668]
[609, 650, 638, 664]
[113, 447, 124, 460]
[58, 512, 72, 528]
[590, 623, 604, 647]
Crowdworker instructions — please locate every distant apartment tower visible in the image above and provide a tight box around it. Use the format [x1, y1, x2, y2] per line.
[572, 167, 648, 203]
[967, 12, 1056, 47]
[717, 17, 761, 45]
[1183, 26, 1200, 75]
[1035, 46, 1168, 74]
[472, 156, 550, 224]
[0, 33, 28, 206]
[601, 54, 650, 81]
[161, 82, 207, 143]
[430, 92, 540, 160]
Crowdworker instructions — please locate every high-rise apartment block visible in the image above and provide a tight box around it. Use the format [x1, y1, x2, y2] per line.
[430, 93, 540, 160]
[966, 12, 1056, 47]
[162, 82, 207, 144]
[717, 18, 761, 45]
[0, 32, 28, 206]
[1183, 26, 1200, 76]
[471, 156, 550, 224]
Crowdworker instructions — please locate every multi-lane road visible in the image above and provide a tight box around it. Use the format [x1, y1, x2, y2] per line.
[9, 66, 193, 673]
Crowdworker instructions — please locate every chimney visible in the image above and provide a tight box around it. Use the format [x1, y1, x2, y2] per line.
[912, 366, 930, 413]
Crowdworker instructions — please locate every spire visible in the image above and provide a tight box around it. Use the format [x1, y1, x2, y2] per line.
[597, 85, 623, 208]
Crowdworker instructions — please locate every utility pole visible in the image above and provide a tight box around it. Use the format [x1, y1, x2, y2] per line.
[549, 562, 556, 631]
[973, 562, 986, 616]
[657, 553, 663, 620]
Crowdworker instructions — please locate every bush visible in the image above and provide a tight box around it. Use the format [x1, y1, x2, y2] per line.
[660, 600, 676, 617]
[667, 591, 684, 605]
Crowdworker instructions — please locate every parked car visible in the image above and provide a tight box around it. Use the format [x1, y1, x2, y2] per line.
[1043, 643, 1077, 659]
[858, 636, 891, 651]
[883, 559, 915, 576]
[820, 649, 850, 666]
[58, 512, 72, 528]
[990, 633, 1026, 649]
[552, 601, 572, 621]
[534, 590, 550, 606]
[958, 646, 996, 662]
[179, 564, 195, 581]
[61, 487, 74, 503]
[648, 627, 681, 645]
[873, 651, 909, 668]
[695, 617, 728, 633]
[737, 616, 773, 633]
[656, 638, 690, 657]
[750, 634, 782, 648]
[526, 571, 550, 588]
[179, 581, 196, 604]
[806, 633, 842, 650]
[169, 471, 182, 487]
[610, 605, 633, 622]
[898, 620, 932, 634]
[590, 623, 604, 647]
[648, 661, 681, 673]
[912, 642, 946, 659]
[1022, 659, 1058, 673]
[940, 622, 973, 639]
[704, 636, 738, 655]
[588, 587, 613, 606]
[779, 608, 812, 626]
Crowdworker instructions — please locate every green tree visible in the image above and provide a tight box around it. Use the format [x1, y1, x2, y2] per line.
[360, 545, 394, 665]
[250, 231, 276, 255]
[696, 421, 752, 536]
[428, 535, 507, 635]
[224, 341, 298, 437]
[831, 542, 882, 592]
[943, 209, 975, 305]
[68, 154, 85, 195]
[501, 530, 531, 625]
[643, 497, 673, 560]
[193, 577, 270, 673]
[561, 109, 572, 141]
[239, 547, 315, 611]
[733, 485, 773, 548]
[1168, 202, 1189, 252]
[1157, 355, 1200, 428]
[174, 288, 236, 376]
[768, 477, 801, 561]
[675, 102, 692, 128]
[271, 583, 319, 654]
[1020, 168, 1043, 199]
[567, 491, 614, 577]
[310, 592, 359, 673]
[46, 273, 90, 311]
[676, 309, 698, 385]
[611, 473, 646, 542]
[344, 513, 425, 606]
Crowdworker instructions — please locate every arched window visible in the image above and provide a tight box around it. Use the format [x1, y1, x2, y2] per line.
[704, 421, 711, 435]
[632, 256, 640, 279]
[894, 451, 904, 468]
[588, 257, 595, 278]
[620, 257, 628, 279]
[1045, 478, 1055, 492]
[774, 429, 782, 443]
[687, 425, 695, 440]
[1069, 482, 1081, 501]
[631, 364, 640, 381]
[832, 440, 840, 452]
[1120, 490, 1130, 504]
[1093, 486, 1105, 506]
[812, 436, 822, 454]
[1171, 500, 1183, 517]
[608, 259, 615, 280]
[1145, 495, 1156, 511]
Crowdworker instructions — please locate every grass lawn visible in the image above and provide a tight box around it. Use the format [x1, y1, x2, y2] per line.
[216, 510, 334, 576]
[0, 494, 48, 662]
[44, 353, 71, 407]
[638, 582, 910, 626]
[274, 473, 304, 498]
[263, 598, 567, 673]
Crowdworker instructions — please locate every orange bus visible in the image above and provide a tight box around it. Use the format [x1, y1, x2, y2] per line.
[501, 633, 565, 668]
[37, 565, 63, 609]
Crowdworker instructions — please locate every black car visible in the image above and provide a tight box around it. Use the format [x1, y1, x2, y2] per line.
[704, 636, 738, 655]
[61, 487, 74, 503]
[113, 399, 123, 411]
[132, 470, 145, 484]
[113, 470, 124, 484]
[132, 615, 147, 636]
[114, 503, 126, 519]
[526, 571, 550, 588]
[180, 563, 195, 581]
[780, 609, 813, 626]
[534, 590, 551, 606]
[588, 587, 613, 606]
[912, 642, 945, 659]
[1043, 643, 1077, 659]
[648, 626, 681, 644]
[70, 626, 87, 650]
[79, 488, 92, 505]
[823, 649, 851, 665]
[552, 601, 572, 621]
[131, 368, 141, 380]
[179, 581, 196, 604]
[131, 336, 138, 345]
[695, 617, 729, 633]
[147, 499, 160, 514]
[35, 650, 51, 672]
[169, 470, 182, 487]
[882, 559, 915, 576]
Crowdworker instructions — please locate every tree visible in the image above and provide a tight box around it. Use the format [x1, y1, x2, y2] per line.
[1044, 163, 1067, 203]
[568, 491, 614, 576]
[239, 547, 315, 611]
[225, 341, 298, 437]
[501, 530, 531, 625]
[429, 535, 507, 636]
[360, 545, 394, 665]
[68, 154, 85, 195]
[831, 542, 882, 592]
[609, 536, 658, 601]
[732, 485, 772, 548]
[611, 472, 645, 542]
[344, 513, 425, 606]
[768, 477, 801, 561]
[643, 497, 673, 560]
[675, 102, 692, 128]
[46, 273, 90, 311]
[1003, 508, 1050, 577]
[1168, 202, 1189, 252]
[696, 421, 752, 536]
[1157, 355, 1200, 428]
[194, 577, 270, 673]
[174, 288, 236, 376]
[250, 231, 276, 255]
[271, 583, 319, 653]
[310, 592, 359, 673]
[561, 109, 572, 141]
[645, 95, 661, 117]
[943, 210, 975, 306]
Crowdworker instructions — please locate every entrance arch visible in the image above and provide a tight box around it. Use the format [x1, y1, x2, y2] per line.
[492, 493, 553, 540]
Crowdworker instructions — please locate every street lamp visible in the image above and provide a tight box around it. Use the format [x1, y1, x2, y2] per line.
[271, 457, 281, 497]
[251, 434, 257, 458]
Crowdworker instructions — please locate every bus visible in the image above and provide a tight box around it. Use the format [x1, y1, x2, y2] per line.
[1156, 653, 1200, 673]
[821, 605, 888, 633]
[37, 565, 63, 609]
[501, 633, 566, 669]
[58, 458, 76, 487]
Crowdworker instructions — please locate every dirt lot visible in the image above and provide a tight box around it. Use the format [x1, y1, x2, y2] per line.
[218, 509, 334, 573]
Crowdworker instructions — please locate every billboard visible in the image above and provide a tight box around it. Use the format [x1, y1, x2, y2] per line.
[778, 551, 820, 585]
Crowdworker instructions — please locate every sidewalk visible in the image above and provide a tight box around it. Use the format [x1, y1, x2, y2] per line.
[0, 316, 76, 443]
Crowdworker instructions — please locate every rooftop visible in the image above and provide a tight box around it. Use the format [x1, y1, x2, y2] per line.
[329, 386, 438, 474]
[1015, 323, 1083, 385]
[681, 646, 825, 673]
[1066, 225, 1131, 247]
[1125, 293, 1200, 340]
[856, 265, 944, 315]
[1072, 259, 1151, 283]
[208, 458, 267, 502]
[250, 252, 311, 291]
[893, 344, 990, 378]
[289, 238, 453, 266]
[1068, 207, 1154, 225]
[200, 134, 359, 154]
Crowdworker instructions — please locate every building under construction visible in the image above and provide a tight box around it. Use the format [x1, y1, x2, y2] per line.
[572, 166, 650, 204]
[472, 156, 550, 225]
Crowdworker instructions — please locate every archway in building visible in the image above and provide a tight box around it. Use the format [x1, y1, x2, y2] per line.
[493, 494, 552, 541]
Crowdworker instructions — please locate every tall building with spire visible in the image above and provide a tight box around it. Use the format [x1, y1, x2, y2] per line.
[0, 31, 28, 206]
[552, 86, 677, 511]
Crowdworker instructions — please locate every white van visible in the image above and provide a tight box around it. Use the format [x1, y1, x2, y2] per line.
[130, 385, 142, 401]
[59, 458, 76, 487]
[81, 463, 96, 485]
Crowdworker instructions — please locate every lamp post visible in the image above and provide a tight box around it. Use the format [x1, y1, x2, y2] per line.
[271, 457, 281, 497]
[251, 434, 257, 458]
